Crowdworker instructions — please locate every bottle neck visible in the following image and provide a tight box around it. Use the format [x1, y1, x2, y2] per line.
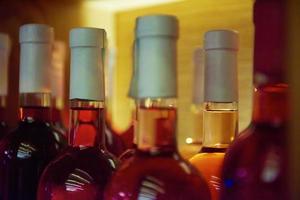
[202, 102, 238, 152]
[19, 93, 51, 122]
[253, 0, 286, 85]
[69, 99, 105, 148]
[252, 83, 288, 126]
[137, 98, 177, 154]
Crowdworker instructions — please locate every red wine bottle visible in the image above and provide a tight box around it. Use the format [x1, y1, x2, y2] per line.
[37, 27, 118, 200]
[220, 0, 288, 199]
[0, 33, 10, 139]
[0, 24, 67, 200]
[104, 15, 211, 200]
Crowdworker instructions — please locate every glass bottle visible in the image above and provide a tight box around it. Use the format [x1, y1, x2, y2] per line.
[51, 40, 67, 135]
[190, 30, 239, 200]
[104, 15, 211, 200]
[37, 27, 118, 200]
[118, 43, 138, 162]
[220, 0, 289, 199]
[0, 33, 11, 139]
[182, 47, 204, 159]
[0, 24, 67, 200]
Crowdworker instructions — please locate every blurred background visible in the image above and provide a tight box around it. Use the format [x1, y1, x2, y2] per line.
[0, 0, 253, 149]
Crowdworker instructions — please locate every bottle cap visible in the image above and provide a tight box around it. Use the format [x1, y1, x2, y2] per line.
[136, 15, 178, 38]
[204, 30, 239, 102]
[0, 33, 11, 96]
[135, 15, 178, 99]
[69, 27, 106, 101]
[70, 27, 106, 48]
[192, 47, 204, 104]
[204, 29, 238, 50]
[128, 41, 137, 99]
[19, 24, 53, 94]
[19, 24, 54, 43]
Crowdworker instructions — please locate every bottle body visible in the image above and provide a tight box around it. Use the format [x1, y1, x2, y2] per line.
[220, 84, 288, 200]
[37, 146, 117, 200]
[0, 105, 67, 200]
[105, 101, 211, 200]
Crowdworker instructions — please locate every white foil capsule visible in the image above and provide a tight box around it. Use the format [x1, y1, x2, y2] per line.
[69, 28, 106, 101]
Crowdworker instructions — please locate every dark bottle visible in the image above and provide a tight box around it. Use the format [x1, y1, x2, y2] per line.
[37, 28, 118, 200]
[190, 30, 239, 200]
[0, 24, 67, 200]
[0, 33, 11, 139]
[50, 40, 68, 136]
[104, 15, 211, 200]
[220, 0, 289, 199]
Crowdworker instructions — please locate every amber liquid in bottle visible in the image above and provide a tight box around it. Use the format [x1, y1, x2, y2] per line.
[0, 93, 67, 200]
[104, 99, 211, 200]
[190, 102, 238, 200]
[38, 100, 118, 200]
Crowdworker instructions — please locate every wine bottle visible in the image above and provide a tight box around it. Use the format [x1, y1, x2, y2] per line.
[51, 40, 67, 135]
[0, 33, 11, 139]
[104, 15, 211, 200]
[0, 24, 67, 200]
[189, 30, 239, 200]
[220, 0, 288, 199]
[37, 27, 118, 200]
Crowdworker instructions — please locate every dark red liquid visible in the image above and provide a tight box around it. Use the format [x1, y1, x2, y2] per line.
[37, 147, 118, 200]
[0, 107, 67, 200]
[105, 151, 211, 200]
[105, 107, 211, 200]
[220, 123, 287, 200]
[38, 108, 118, 200]
[220, 85, 288, 200]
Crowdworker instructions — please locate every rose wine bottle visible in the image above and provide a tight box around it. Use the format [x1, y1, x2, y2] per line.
[220, 0, 289, 199]
[0, 33, 11, 139]
[0, 24, 67, 200]
[189, 30, 239, 200]
[104, 15, 211, 200]
[37, 27, 118, 200]
[51, 40, 67, 135]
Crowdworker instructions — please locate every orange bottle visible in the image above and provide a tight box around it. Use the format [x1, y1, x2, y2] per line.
[190, 30, 239, 200]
